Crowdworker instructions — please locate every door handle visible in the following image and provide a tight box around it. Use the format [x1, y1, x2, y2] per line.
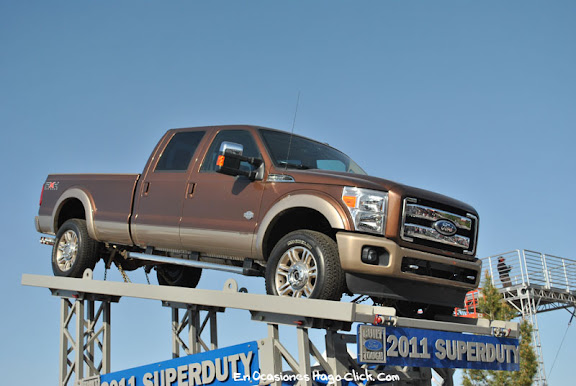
[186, 183, 196, 198]
[143, 182, 150, 196]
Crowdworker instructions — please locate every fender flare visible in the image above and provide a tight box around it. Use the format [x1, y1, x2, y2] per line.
[52, 187, 99, 241]
[254, 193, 349, 260]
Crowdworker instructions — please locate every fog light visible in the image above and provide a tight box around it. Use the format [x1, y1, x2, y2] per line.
[361, 247, 379, 265]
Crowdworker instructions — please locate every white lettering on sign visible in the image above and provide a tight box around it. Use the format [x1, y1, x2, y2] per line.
[361, 351, 384, 361]
[385, 335, 431, 359]
[434, 339, 519, 364]
[133, 352, 254, 386]
[362, 328, 382, 339]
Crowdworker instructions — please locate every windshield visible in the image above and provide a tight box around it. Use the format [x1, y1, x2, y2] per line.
[259, 129, 367, 175]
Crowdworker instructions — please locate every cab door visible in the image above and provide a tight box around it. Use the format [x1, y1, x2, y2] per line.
[131, 130, 206, 249]
[180, 129, 265, 257]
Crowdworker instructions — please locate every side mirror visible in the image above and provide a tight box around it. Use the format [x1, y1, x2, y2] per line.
[216, 142, 263, 180]
[219, 141, 244, 156]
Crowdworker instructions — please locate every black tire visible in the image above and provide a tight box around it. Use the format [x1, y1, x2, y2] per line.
[52, 219, 100, 278]
[265, 230, 345, 300]
[156, 265, 202, 288]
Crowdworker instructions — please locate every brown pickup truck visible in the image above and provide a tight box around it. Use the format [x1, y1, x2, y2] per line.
[36, 125, 481, 314]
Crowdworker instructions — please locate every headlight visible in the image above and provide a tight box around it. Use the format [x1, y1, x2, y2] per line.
[342, 187, 388, 235]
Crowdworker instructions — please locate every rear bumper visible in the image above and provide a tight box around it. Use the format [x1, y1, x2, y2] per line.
[35, 215, 54, 235]
[336, 232, 481, 306]
[35, 216, 41, 233]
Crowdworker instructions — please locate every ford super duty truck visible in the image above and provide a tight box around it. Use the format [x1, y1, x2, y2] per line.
[36, 125, 481, 315]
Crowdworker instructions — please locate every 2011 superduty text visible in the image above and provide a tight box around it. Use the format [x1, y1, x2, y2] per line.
[357, 325, 520, 371]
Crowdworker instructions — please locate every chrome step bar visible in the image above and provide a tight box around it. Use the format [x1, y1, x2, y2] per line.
[128, 252, 263, 277]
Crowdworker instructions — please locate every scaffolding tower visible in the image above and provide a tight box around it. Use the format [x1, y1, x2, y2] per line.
[484, 249, 576, 386]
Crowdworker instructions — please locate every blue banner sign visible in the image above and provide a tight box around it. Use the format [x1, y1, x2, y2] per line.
[357, 325, 519, 371]
[100, 341, 259, 386]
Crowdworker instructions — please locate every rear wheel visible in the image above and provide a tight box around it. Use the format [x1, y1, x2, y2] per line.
[156, 265, 202, 288]
[52, 219, 100, 278]
[265, 230, 344, 300]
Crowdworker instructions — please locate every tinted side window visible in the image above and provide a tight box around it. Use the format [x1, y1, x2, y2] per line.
[155, 131, 205, 172]
[201, 130, 260, 172]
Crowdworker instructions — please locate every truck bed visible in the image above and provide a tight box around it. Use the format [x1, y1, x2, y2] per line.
[37, 174, 140, 245]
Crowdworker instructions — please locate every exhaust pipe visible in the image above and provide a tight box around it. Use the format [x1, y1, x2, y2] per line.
[128, 252, 263, 277]
[40, 237, 56, 246]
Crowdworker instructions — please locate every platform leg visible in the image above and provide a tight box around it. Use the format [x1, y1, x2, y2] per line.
[296, 327, 313, 385]
[75, 299, 85, 382]
[172, 308, 180, 359]
[86, 300, 95, 377]
[267, 324, 283, 386]
[59, 299, 71, 386]
[325, 330, 349, 384]
[190, 309, 201, 354]
[209, 310, 218, 351]
[102, 301, 111, 374]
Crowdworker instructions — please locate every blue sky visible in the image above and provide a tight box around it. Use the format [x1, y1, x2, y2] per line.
[1, 1, 575, 385]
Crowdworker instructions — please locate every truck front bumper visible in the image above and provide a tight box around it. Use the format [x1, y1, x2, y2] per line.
[336, 232, 482, 307]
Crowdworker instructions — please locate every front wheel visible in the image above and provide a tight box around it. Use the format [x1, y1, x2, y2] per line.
[52, 219, 100, 278]
[265, 230, 344, 300]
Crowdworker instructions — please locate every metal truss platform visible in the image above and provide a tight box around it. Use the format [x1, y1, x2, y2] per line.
[22, 270, 518, 386]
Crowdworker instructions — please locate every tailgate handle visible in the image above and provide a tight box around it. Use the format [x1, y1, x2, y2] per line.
[187, 183, 196, 198]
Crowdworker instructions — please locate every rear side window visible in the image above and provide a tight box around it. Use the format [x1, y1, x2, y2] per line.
[155, 131, 205, 172]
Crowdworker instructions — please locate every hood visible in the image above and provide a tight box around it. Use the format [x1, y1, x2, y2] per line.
[283, 169, 477, 215]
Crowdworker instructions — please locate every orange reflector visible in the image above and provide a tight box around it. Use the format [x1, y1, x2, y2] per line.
[216, 155, 225, 167]
[343, 196, 357, 208]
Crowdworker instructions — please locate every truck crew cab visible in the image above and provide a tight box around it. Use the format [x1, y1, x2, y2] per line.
[36, 125, 481, 315]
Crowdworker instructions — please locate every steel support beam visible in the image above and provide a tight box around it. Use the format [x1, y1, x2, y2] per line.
[22, 274, 518, 337]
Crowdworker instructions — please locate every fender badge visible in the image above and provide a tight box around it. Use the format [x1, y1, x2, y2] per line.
[44, 181, 59, 191]
[244, 211, 254, 220]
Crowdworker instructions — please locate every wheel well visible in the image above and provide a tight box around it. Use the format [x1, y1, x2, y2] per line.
[262, 208, 334, 261]
[56, 198, 86, 231]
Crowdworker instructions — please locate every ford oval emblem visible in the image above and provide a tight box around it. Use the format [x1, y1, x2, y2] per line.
[433, 219, 458, 236]
[364, 339, 383, 351]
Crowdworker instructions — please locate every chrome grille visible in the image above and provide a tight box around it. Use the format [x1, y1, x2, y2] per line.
[401, 198, 477, 255]
[405, 204, 472, 231]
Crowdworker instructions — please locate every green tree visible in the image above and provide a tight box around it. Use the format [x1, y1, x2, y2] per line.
[462, 273, 538, 386]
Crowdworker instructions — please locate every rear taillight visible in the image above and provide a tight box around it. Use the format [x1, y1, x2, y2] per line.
[39, 185, 44, 206]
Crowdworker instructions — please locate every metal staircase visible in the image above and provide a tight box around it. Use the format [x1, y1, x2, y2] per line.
[484, 250, 576, 386]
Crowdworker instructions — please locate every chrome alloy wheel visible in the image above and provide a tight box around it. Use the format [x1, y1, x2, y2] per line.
[275, 246, 318, 297]
[56, 230, 79, 272]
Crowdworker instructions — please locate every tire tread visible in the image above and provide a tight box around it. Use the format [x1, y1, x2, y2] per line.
[265, 230, 345, 301]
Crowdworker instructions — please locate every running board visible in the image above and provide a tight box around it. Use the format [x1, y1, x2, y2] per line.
[128, 252, 264, 277]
